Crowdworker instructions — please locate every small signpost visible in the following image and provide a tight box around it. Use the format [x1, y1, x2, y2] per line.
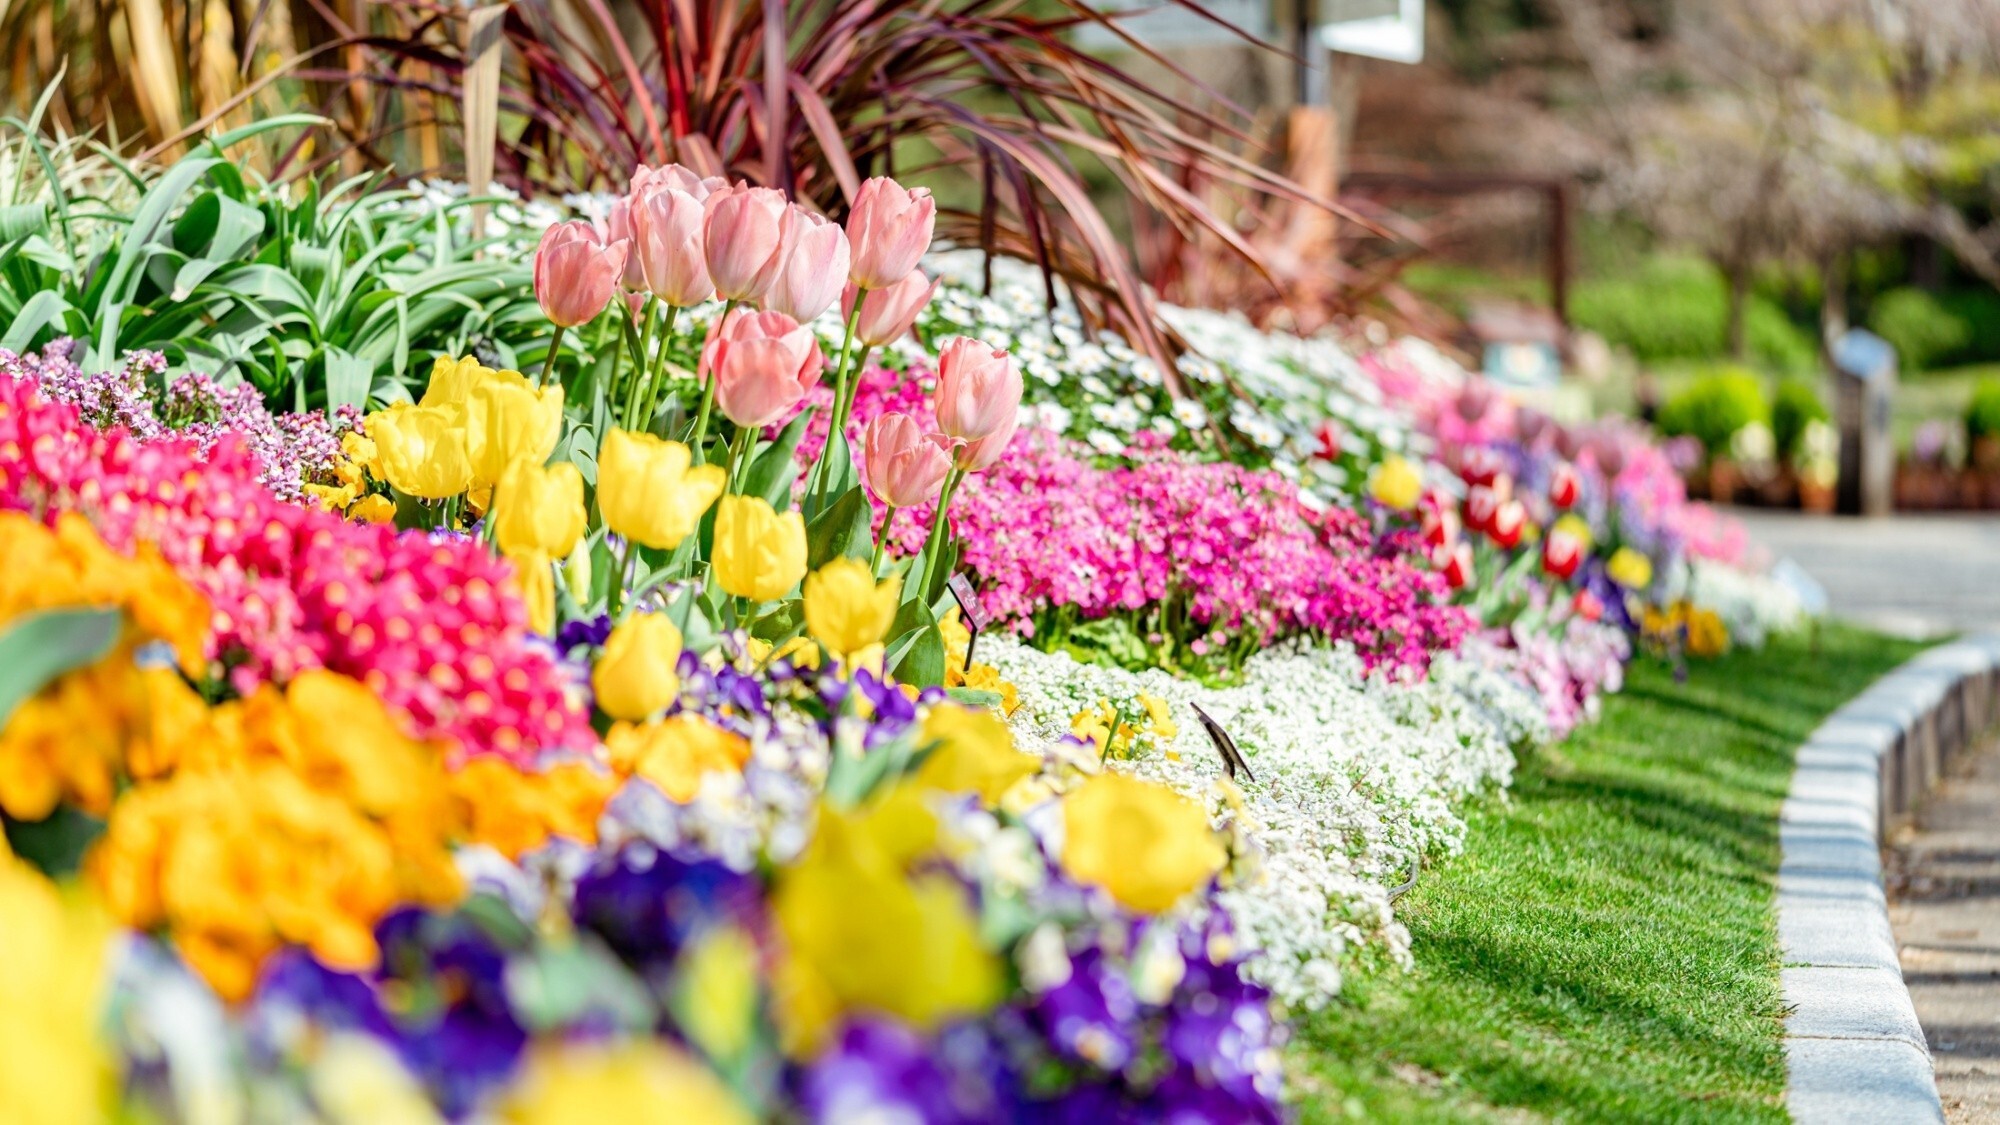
[1832, 328, 1897, 517]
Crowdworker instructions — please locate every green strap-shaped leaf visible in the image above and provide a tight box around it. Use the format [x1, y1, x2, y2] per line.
[0, 607, 124, 729]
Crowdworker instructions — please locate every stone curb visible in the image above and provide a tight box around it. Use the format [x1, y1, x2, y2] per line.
[1781, 631, 2000, 1124]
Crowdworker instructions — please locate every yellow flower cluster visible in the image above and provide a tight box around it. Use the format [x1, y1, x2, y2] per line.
[938, 610, 1020, 715]
[89, 670, 466, 1000]
[1068, 692, 1177, 761]
[0, 853, 112, 1125]
[1642, 600, 1732, 659]
[605, 714, 752, 802]
[304, 431, 393, 523]
[1061, 772, 1226, 914]
[0, 512, 211, 820]
[499, 1040, 751, 1125]
[773, 788, 1001, 1055]
[449, 757, 618, 860]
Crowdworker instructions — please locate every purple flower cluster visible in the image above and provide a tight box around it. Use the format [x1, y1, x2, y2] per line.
[2, 340, 357, 502]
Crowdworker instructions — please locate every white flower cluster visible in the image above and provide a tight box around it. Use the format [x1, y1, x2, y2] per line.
[983, 635, 1522, 1010]
[1683, 557, 1808, 648]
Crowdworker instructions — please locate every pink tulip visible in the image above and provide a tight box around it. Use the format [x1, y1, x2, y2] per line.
[603, 196, 648, 291]
[954, 404, 1018, 472]
[699, 308, 825, 428]
[863, 412, 953, 508]
[933, 336, 1021, 444]
[702, 185, 792, 303]
[631, 180, 715, 307]
[535, 221, 629, 329]
[846, 177, 936, 290]
[636, 162, 727, 200]
[764, 209, 850, 323]
[842, 270, 938, 347]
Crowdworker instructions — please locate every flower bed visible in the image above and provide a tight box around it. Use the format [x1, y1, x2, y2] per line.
[0, 157, 1809, 1122]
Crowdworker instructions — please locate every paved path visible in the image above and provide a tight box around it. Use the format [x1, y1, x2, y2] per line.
[1886, 732, 2000, 1123]
[1729, 510, 2000, 638]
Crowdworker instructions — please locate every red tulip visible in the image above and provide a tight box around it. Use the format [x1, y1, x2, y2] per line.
[846, 177, 936, 290]
[700, 308, 825, 428]
[534, 221, 629, 329]
[843, 270, 940, 347]
[1420, 501, 1459, 549]
[1572, 587, 1604, 622]
[1440, 541, 1474, 590]
[1314, 419, 1344, 461]
[629, 179, 715, 307]
[1543, 526, 1586, 581]
[703, 184, 792, 303]
[1489, 500, 1527, 549]
[1459, 445, 1505, 487]
[764, 209, 851, 323]
[1463, 484, 1501, 534]
[1548, 462, 1582, 510]
[864, 412, 953, 508]
[934, 336, 1021, 444]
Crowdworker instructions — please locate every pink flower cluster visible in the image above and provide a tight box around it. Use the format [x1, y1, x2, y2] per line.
[835, 366, 1469, 674]
[0, 373, 589, 763]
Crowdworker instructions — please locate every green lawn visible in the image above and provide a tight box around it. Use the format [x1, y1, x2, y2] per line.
[1287, 624, 1928, 1123]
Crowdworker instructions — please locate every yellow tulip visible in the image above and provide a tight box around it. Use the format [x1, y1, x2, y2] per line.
[467, 372, 565, 488]
[711, 495, 806, 604]
[368, 403, 472, 499]
[0, 856, 112, 1125]
[913, 705, 1039, 805]
[591, 613, 683, 721]
[507, 549, 556, 635]
[596, 429, 727, 550]
[1552, 513, 1594, 552]
[1606, 546, 1654, 591]
[491, 460, 586, 561]
[420, 354, 505, 409]
[1368, 454, 1423, 511]
[1060, 773, 1225, 914]
[802, 557, 901, 662]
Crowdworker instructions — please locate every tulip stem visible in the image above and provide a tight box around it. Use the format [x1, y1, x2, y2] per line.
[638, 304, 680, 433]
[807, 303, 867, 509]
[620, 297, 657, 429]
[608, 536, 637, 619]
[723, 423, 758, 494]
[917, 468, 965, 602]
[870, 504, 896, 575]
[537, 325, 567, 388]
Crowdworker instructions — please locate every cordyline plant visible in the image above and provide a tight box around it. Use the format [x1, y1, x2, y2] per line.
[319, 0, 1369, 388]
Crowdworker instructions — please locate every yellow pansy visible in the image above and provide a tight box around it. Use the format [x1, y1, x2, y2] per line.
[491, 459, 587, 561]
[1367, 454, 1423, 511]
[368, 403, 473, 499]
[450, 758, 617, 859]
[591, 613, 683, 722]
[711, 495, 807, 604]
[0, 856, 112, 1125]
[596, 429, 726, 550]
[499, 1041, 752, 1125]
[913, 705, 1039, 805]
[349, 494, 396, 524]
[802, 557, 901, 663]
[773, 791, 1001, 1054]
[467, 371, 565, 488]
[1606, 546, 1654, 590]
[605, 715, 751, 802]
[1060, 773, 1225, 914]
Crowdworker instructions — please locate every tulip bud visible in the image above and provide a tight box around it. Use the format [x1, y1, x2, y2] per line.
[842, 269, 939, 347]
[421, 354, 503, 409]
[368, 403, 473, 499]
[1459, 445, 1505, 487]
[507, 548, 556, 635]
[1314, 419, 1344, 461]
[1606, 546, 1654, 590]
[490, 459, 587, 561]
[1572, 587, 1604, 623]
[700, 308, 825, 429]
[764, 209, 850, 323]
[1548, 462, 1582, 510]
[863, 412, 953, 508]
[846, 177, 936, 290]
[1488, 500, 1527, 550]
[702, 184, 792, 303]
[1543, 515, 1590, 581]
[803, 557, 902, 663]
[630, 180, 716, 307]
[1420, 494, 1459, 549]
[467, 372, 565, 488]
[534, 221, 629, 328]
[934, 337, 1021, 444]
[597, 428, 727, 550]
[1463, 484, 1501, 535]
[1441, 541, 1474, 590]
[592, 612, 684, 721]
[563, 539, 593, 603]
[712, 495, 807, 604]
[1367, 455, 1423, 511]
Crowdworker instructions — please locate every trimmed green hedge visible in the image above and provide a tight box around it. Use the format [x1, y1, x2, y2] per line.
[1657, 366, 1771, 457]
[1571, 257, 1817, 374]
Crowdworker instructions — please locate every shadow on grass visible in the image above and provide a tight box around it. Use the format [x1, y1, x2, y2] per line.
[1289, 624, 1929, 1125]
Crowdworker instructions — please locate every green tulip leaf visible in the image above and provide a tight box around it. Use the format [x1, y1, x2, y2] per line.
[806, 486, 873, 570]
